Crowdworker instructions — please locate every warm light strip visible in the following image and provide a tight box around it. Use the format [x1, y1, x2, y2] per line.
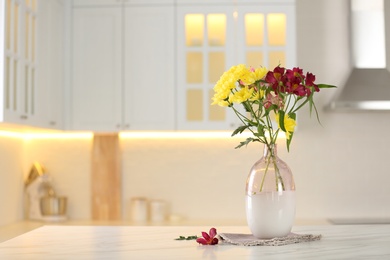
[119, 131, 286, 139]
[119, 131, 245, 139]
[23, 132, 94, 140]
[0, 130, 24, 139]
[0, 131, 93, 139]
[0, 130, 286, 140]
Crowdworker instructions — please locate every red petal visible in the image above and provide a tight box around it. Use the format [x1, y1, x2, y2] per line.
[209, 228, 217, 238]
[196, 238, 207, 245]
[202, 232, 210, 240]
[211, 238, 219, 245]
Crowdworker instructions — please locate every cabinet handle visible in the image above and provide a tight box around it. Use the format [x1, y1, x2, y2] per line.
[20, 115, 28, 120]
[49, 121, 56, 126]
[124, 124, 130, 129]
[116, 124, 121, 128]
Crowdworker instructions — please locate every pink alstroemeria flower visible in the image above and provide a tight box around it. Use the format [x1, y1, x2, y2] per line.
[196, 228, 218, 245]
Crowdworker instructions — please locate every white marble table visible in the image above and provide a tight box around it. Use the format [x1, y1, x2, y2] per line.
[0, 225, 389, 259]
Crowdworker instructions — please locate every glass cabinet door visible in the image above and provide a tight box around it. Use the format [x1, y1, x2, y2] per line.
[3, 0, 38, 123]
[176, 2, 296, 130]
[236, 5, 296, 70]
[177, 6, 237, 130]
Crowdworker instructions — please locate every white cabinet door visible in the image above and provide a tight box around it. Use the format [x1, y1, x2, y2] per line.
[123, 6, 175, 130]
[71, 7, 122, 131]
[45, 0, 65, 129]
[35, 0, 65, 129]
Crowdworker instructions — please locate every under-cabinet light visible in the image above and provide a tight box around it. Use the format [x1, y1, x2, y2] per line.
[120, 131, 236, 139]
[0, 131, 93, 140]
[23, 132, 94, 140]
[119, 131, 286, 139]
[0, 130, 23, 139]
[0, 130, 286, 140]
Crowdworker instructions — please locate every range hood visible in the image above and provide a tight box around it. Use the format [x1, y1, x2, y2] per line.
[328, 0, 390, 111]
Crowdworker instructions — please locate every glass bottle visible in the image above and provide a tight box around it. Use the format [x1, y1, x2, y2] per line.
[245, 144, 296, 239]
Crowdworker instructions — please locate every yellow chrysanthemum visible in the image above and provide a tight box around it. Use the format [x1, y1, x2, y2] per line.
[250, 89, 265, 101]
[229, 87, 254, 104]
[239, 68, 255, 86]
[239, 66, 268, 86]
[253, 67, 268, 81]
[212, 64, 248, 106]
[275, 113, 297, 140]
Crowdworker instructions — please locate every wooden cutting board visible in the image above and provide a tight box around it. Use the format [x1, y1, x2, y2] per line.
[91, 133, 121, 220]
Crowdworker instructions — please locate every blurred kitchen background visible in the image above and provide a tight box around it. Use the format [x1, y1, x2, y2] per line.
[1, 0, 390, 227]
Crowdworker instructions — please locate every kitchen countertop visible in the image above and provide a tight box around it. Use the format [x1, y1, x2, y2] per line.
[0, 219, 331, 243]
[0, 224, 389, 259]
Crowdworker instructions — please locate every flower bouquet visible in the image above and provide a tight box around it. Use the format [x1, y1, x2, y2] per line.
[212, 64, 335, 152]
[212, 64, 335, 238]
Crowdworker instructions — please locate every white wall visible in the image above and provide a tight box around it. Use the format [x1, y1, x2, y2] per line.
[22, 138, 92, 220]
[0, 136, 24, 226]
[294, 0, 390, 222]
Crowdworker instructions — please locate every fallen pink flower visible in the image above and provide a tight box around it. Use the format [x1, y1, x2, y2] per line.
[196, 228, 218, 245]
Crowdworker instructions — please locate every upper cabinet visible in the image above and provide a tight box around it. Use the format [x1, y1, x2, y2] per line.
[176, 1, 296, 130]
[69, 0, 295, 132]
[2, 0, 295, 131]
[1, 0, 38, 125]
[69, 0, 175, 131]
[36, 0, 65, 129]
[70, 5, 123, 131]
[0, 0, 64, 128]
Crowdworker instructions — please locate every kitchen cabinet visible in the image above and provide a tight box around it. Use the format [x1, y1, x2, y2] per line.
[176, 0, 296, 130]
[1, 0, 38, 125]
[1, 0, 64, 128]
[70, 6, 122, 131]
[70, 1, 175, 131]
[35, 0, 65, 129]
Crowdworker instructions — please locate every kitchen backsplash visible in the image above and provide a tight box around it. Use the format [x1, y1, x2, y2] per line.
[0, 136, 24, 226]
[1, 113, 390, 226]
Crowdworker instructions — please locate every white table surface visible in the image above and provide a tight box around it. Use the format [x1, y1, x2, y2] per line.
[0, 225, 389, 259]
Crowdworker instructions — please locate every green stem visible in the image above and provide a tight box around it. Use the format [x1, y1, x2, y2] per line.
[232, 106, 265, 143]
[291, 96, 310, 113]
[272, 156, 285, 191]
[259, 153, 272, 192]
[259, 144, 286, 192]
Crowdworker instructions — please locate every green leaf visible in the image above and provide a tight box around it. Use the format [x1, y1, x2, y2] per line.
[242, 101, 252, 112]
[257, 124, 265, 136]
[244, 119, 257, 127]
[231, 125, 248, 137]
[175, 235, 198, 241]
[286, 112, 296, 152]
[235, 137, 255, 149]
[318, 83, 337, 89]
[278, 110, 286, 132]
